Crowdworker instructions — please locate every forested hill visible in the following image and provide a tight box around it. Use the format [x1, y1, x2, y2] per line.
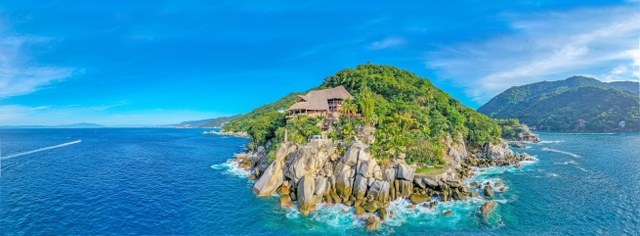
[224, 64, 501, 165]
[177, 114, 242, 128]
[478, 76, 640, 132]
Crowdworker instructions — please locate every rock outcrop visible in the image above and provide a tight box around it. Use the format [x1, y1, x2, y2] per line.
[409, 194, 431, 204]
[476, 141, 514, 159]
[515, 125, 541, 143]
[365, 214, 381, 231]
[484, 185, 494, 199]
[297, 174, 317, 215]
[253, 142, 297, 196]
[510, 141, 527, 149]
[244, 132, 531, 231]
[480, 201, 497, 219]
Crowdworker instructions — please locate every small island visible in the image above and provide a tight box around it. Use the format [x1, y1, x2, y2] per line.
[224, 64, 535, 231]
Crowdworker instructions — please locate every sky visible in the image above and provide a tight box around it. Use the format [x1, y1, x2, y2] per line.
[0, 0, 639, 126]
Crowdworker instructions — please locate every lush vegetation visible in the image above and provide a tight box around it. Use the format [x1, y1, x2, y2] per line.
[225, 64, 502, 166]
[495, 118, 522, 140]
[479, 76, 640, 132]
[416, 165, 446, 175]
[224, 92, 309, 148]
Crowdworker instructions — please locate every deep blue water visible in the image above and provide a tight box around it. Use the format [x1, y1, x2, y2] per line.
[1, 129, 639, 235]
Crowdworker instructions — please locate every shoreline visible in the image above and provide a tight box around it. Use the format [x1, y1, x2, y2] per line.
[217, 151, 538, 231]
[227, 139, 536, 231]
[203, 130, 249, 138]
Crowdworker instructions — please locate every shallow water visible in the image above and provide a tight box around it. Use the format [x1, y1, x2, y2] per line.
[1, 129, 638, 235]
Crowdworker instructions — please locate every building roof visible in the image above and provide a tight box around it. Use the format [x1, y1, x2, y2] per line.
[289, 86, 353, 111]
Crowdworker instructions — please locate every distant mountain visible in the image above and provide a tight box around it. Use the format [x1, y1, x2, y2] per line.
[176, 114, 242, 128]
[55, 123, 104, 128]
[478, 76, 640, 132]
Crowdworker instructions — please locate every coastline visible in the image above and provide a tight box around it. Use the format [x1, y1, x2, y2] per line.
[203, 130, 249, 138]
[216, 147, 538, 231]
[223, 136, 536, 231]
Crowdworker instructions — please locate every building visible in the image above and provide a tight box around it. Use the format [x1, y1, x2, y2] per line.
[288, 86, 354, 117]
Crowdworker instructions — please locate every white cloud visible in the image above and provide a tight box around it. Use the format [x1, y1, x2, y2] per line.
[426, 6, 640, 105]
[0, 35, 75, 98]
[368, 37, 406, 50]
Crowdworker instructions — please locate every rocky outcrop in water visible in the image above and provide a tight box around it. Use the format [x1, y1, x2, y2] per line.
[480, 201, 497, 219]
[510, 141, 527, 149]
[234, 133, 532, 231]
[515, 125, 541, 143]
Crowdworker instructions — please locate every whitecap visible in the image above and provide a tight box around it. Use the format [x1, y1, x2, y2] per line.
[384, 198, 493, 229]
[284, 203, 362, 229]
[537, 140, 565, 144]
[494, 199, 509, 204]
[469, 162, 530, 178]
[575, 166, 589, 172]
[285, 207, 301, 219]
[210, 159, 251, 178]
[521, 155, 539, 165]
[542, 148, 580, 158]
[310, 204, 363, 229]
[555, 160, 577, 165]
[546, 173, 559, 178]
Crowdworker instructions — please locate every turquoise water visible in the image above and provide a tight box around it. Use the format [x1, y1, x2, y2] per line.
[1, 129, 639, 235]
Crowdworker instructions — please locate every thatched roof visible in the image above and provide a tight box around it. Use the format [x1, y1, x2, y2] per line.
[289, 86, 353, 111]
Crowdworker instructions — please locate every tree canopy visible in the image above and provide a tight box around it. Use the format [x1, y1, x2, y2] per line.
[479, 76, 640, 132]
[225, 64, 502, 165]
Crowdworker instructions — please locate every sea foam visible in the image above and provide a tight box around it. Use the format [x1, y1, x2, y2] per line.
[210, 159, 251, 178]
[537, 140, 565, 144]
[542, 148, 580, 158]
[284, 203, 363, 230]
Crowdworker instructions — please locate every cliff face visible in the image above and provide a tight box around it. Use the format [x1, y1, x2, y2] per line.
[237, 129, 533, 229]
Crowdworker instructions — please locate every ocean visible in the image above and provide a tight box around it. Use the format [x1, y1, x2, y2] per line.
[1, 129, 638, 235]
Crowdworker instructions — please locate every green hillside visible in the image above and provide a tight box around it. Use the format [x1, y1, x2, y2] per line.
[478, 76, 640, 132]
[225, 64, 501, 165]
[177, 114, 242, 128]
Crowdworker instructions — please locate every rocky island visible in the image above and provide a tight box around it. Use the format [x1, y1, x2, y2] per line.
[224, 64, 535, 231]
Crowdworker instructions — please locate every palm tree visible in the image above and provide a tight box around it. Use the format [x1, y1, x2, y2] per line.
[341, 99, 358, 118]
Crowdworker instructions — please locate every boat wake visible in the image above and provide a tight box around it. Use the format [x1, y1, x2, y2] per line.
[1, 140, 82, 160]
[542, 148, 580, 158]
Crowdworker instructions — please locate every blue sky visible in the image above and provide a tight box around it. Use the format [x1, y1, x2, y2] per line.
[1, 0, 639, 126]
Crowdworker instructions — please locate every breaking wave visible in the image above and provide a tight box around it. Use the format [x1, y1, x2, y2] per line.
[384, 198, 501, 229]
[537, 140, 564, 144]
[575, 166, 589, 172]
[210, 159, 250, 178]
[546, 173, 559, 178]
[284, 203, 363, 231]
[542, 148, 580, 158]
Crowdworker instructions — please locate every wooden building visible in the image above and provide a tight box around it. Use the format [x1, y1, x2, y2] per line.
[288, 86, 353, 117]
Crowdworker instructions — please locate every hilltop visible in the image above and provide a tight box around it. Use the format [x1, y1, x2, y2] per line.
[223, 64, 531, 230]
[478, 76, 640, 132]
[225, 64, 505, 162]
